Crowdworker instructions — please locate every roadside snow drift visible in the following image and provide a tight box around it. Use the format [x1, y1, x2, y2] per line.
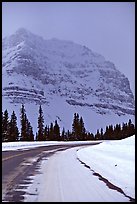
[2, 136, 135, 201]
[77, 135, 135, 199]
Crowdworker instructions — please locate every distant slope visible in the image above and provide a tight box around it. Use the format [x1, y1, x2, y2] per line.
[2, 28, 135, 134]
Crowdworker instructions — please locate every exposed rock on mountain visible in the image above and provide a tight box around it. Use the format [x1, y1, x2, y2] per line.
[2, 28, 135, 133]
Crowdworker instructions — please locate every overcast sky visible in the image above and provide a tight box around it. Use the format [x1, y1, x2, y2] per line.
[2, 2, 135, 95]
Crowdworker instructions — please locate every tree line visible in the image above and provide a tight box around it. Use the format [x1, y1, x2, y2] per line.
[2, 104, 135, 142]
[94, 119, 135, 140]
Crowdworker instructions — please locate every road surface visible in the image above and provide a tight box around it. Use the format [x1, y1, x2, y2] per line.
[2, 142, 98, 202]
[2, 142, 133, 202]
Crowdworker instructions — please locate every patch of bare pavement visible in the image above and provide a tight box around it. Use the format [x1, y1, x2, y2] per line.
[2, 142, 100, 202]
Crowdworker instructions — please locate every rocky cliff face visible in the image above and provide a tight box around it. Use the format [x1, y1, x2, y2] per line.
[2, 28, 135, 133]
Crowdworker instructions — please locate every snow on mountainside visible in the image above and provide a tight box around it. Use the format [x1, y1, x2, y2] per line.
[2, 28, 135, 134]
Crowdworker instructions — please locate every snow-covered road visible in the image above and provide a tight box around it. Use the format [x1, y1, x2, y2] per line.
[24, 146, 130, 202]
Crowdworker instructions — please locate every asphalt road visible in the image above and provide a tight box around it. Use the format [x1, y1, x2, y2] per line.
[2, 142, 100, 202]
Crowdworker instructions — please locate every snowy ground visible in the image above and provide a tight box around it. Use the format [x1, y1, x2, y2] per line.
[2, 140, 99, 151]
[77, 135, 135, 199]
[2, 141, 62, 151]
[22, 147, 131, 202]
[2, 136, 135, 201]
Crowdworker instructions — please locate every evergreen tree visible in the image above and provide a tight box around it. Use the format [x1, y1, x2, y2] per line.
[100, 128, 103, 140]
[95, 129, 101, 140]
[121, 122, 128, 139]
[36, 132, 38, 141]
[53, 120, 60, 141]
[90, 132, 95, 140]
[20, 104, 33, 141]
[102, 124, 113, 140]
[67, 130, 71, 141]
[2, 111, 4, 141]
[44, 125, 50, 141]
[72, 113, 87, 140]
[103, 126, 109, 140]
[61, 127, 66, 141]
[9, 111, 19, 141]
[20, 104, 27, 141]
[127, 119, 135, 137]
[79, 116, 86, 140]
[29, 126, 34, 141]
[47, 126, 50, 140]
[37, 105, 44, 141]
[43, 125, 48, 141]
[108, 125, 114, 140]
[72, 113, 77, 137]
[49, 122, 54, 140]
[26, 120, 34, 141]
[72, 113, 80, 140]
[85, 132, 94, 140]
[113, 124, 121, 140]
[2, 109, 10, 142]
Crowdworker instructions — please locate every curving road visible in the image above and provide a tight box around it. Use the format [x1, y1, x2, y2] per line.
[2, 142, 99, 202]
[2, 142, 132, 202]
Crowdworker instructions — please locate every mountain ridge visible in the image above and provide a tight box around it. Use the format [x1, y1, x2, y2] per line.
[2, 28, 135, 133]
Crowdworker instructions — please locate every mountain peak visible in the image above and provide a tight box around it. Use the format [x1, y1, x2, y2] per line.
[2, 28, 44, 48]
[2, 29, 135, 133]
[14, 27, 34, 39]
[15, 27, 30, 34]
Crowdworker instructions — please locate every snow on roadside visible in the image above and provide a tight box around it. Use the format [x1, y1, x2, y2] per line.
[77, 135, 135, 199]
[2, 141, 59, 151]
[2, 140, 99, 151]
[23, 147, 129, 202]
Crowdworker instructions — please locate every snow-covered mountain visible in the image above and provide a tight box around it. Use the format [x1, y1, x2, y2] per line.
[2, 28, 135, 134]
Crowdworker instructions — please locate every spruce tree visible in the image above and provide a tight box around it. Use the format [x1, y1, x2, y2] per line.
[72, 113, 86, 140]
[108, 125, 114, 140]
[121, 122, 128, 139]
[26, 120, 34, 141]
[9, 111, 19, 141]
[114, 124, 121, 140]
[36, 132, 38, 141]
[20, 104, 27, 141]
[53, 120, 60, 141]
[2, 111, 4, 141]
[2, 109, 10, 142]
[29, 127, 34, 141]
[44, 125, 50, 141]
[127, 119, 135, 137]
[20, 105, 33, 141]
[103, 126, 109, 140]
[43, 126, 48, 141]
[86, 132, 94, 140]
[61, 127, 65, 141]
[49, 122, 54, 140]
[72, 113, 80, 140]
[67, 130, 71, 141]
[95, 129, 101, 140]
[79, 116, 86, 140]
[37, 105, 44, 141]
[100, 128, 103, 140]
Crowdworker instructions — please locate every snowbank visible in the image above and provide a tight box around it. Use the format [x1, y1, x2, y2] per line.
[2, 140, 99, 151]
[2, 141, 59, 151]
[77, 135, 135, 198]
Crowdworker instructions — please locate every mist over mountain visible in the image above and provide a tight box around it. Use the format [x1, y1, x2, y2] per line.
[2, 28, 135, 134]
